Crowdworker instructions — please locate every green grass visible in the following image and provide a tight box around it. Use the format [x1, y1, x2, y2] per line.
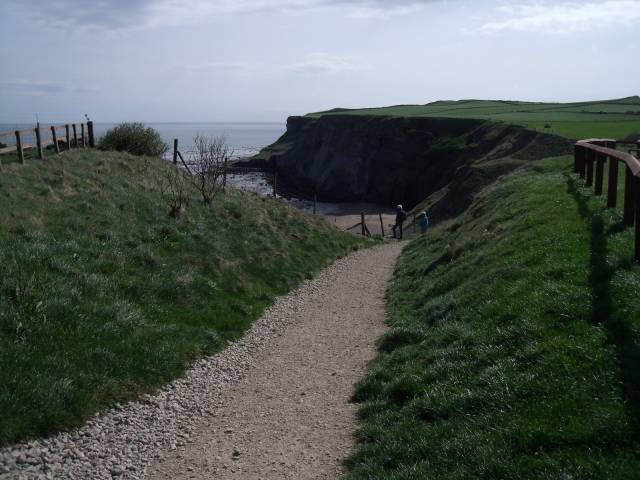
[347, 157, 640, 479]
[0, 146, 48, 165]
[0, 149, 365, 445]
[309, 97, 640, 140]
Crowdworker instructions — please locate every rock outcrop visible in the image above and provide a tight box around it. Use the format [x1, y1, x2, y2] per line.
[247, 115, 573, 220]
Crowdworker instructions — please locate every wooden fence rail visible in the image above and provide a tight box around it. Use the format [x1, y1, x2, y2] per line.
[574, 138, 640, 261]
[0, 121, 95, 164]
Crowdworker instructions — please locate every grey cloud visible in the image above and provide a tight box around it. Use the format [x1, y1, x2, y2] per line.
[283, 53, 363, 75]
[1, 80, 98, 97]
[3, 0, 441, 30]
[1, 80, 66, 96]
[478, 1, 640, 34]
[73, 86, 102, 94]
[3, 0, 155, 30]
[182, 62, 251, 72]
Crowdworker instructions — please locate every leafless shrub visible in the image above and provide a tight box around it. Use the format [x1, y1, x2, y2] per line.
[160, 165, 190, 218]
[179, 135, 231, 205]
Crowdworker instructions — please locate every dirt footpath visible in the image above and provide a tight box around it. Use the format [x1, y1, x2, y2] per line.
[146, 242, 403, 479]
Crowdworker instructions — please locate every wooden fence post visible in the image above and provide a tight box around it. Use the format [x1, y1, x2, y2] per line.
[605, 142, 618, 208]
[573, 144, 580, 174]
[578, 146, 586, 178]
[81, 123, 86, 147]
[607, 157, 618, 208]
[72, 124, 78, 147]
[273, 172, 278, 197]
[361, 212, 366, 236]
[173, 138, 178, 165]
[65, 124, 71, 150]
[624, 166, 635, 226]
[379, 213, 385, 237]
[35, 126, 44, 160]
[585, 149, 595, 187]
[594, 153, 605, 195]
[15, 130, 24, 164]
[51, 126, 60, 154]
[87, 121, 95, 147]
[223, 156, 228, 192]
[635, 177, 640, 262]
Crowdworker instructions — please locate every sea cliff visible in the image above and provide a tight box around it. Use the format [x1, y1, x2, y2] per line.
[247, 115, 573, 219]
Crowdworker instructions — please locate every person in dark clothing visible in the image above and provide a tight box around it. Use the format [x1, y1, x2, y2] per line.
[391, 204, 407, 239]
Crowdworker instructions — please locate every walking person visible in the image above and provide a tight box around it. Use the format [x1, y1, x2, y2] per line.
[419, 211, 429, 234]
[391, 204, 407, 239]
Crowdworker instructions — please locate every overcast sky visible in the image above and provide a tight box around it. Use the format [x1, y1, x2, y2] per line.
[1, 0, 638, 123]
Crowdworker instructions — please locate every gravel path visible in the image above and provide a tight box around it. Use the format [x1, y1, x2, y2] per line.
[0, 242, 403, 480]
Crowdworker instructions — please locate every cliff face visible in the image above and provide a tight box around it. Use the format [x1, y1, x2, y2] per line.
[249, 115, 573, 219]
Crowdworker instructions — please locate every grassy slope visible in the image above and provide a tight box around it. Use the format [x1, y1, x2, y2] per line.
[309, 97, 640, 140]
[0, 149, 364, 445]
[347, 157, 640, 478]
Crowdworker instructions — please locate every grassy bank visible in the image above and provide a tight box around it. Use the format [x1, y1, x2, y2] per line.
[310, 97, 640, 140]
[348, 157, 640, 478]
[0, 149, 364, 445]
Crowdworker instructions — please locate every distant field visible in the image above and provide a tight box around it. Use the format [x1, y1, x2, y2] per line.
[309, 97, 640, 140]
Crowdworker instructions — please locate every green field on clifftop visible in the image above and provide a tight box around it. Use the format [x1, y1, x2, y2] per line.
[310, 96, 640, 140]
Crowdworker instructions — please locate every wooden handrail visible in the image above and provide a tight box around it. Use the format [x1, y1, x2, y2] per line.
[574, 138, 640, 261]
[0, 123, 87, 138]
[1, 127, 47, 137]
[0, 146, 17, 154]
[576, 140, 640, 176]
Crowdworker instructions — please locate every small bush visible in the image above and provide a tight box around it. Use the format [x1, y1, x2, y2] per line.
[98, 123, 168, 157]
